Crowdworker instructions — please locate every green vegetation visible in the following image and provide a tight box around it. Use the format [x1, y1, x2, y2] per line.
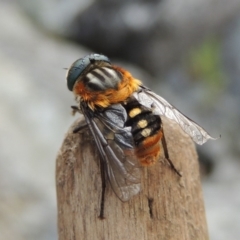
[187, 37, 227, 101]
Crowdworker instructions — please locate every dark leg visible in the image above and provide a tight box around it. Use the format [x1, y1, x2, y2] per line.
[161, 129, 182, 177]
[71, 105, 80, 116]
[73, 122, 88, 133]
[70, 106, 89, 133]
[99, 158, 106, 219]
[81, 109, 107, 219]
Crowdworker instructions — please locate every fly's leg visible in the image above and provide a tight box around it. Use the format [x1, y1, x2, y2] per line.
[71, 105, 80, 116]
[161, 129, 182, 177]
[72, 121, 88, 133]
[71, 106, 88, 133]
[99, 158, 106, 219]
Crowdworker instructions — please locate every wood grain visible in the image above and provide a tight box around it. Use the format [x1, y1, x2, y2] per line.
[56, 116, 209, 240]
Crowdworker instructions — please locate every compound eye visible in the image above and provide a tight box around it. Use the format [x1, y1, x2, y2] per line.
[66, 53, 110, 91]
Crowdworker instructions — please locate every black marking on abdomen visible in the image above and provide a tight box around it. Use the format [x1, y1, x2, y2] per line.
[124, 97, 161, 146]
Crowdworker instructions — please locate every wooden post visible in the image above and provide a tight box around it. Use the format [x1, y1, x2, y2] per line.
[56, 116, 209, 240]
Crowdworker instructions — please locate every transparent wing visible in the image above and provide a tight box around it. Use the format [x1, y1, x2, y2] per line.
[82, 103, 141, 201]
[133, 87, 217, 145]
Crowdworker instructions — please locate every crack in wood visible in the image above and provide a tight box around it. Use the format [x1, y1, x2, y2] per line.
[148, 197, 154, 219]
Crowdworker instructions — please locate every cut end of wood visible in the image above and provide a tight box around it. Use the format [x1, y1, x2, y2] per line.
[56, 116, 209, 240]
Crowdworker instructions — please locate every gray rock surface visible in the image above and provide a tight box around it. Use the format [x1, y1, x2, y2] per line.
[0, 3, 85, 240]
[20, 0, 240, 74]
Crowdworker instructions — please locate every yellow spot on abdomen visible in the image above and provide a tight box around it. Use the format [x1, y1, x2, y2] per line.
[129, 108, 141, 118]
[137, 119, 148, 129]
[141, 128, 151, 137]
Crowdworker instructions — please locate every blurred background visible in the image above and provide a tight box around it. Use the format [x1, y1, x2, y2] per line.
[0, 0, 240, 239]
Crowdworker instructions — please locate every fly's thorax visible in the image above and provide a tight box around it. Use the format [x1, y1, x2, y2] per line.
[82, 66, 122, 91]
[73, 66, 141, 110]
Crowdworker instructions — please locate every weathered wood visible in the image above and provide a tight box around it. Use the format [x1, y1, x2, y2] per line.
[56, 116, 209, 240]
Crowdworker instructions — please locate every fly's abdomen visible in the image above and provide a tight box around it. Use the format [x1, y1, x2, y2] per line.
[124, 97, 162, 166]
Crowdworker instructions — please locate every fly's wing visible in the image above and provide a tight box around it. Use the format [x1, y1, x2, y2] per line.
[133, 87, 217, 145]
[82, 103, 141, 201]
